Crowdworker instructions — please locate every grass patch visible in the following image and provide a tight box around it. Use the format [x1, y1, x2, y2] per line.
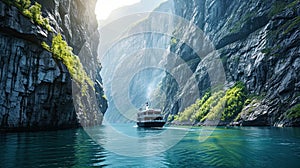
[170, 37, 178, 45]
[102, 94, 107, 100]
[51, 34, 94, 95]
[286, 104, 300, 119]
[261, 48, 272, 55]
[268, 0, 300, 18]
[194, 91, 224, 122]
[268, 1, 288, 17]
[41, 41, 50, 51]
[4, 1, 93, 96]
[2, 0, 52, 32]
[284, 16, 300, 34]
[261, 45, 282, 57]
[229, 11, 255, 33]
[286, 0, 300, 9]
[169, 37, 179, 49]
[174, 82, 248, 123]
[174, 91, 213, 122]
[207, 82, 247, 121]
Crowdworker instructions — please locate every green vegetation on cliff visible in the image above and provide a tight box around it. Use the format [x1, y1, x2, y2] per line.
[210, 82, 247, 121]
[194, 91, 224, 122]
[286, 104, 300, 119]
[4, 0, 93, 90]
[4, 0, 95, 94]
[41, 35, 94, 96]
[269, 0, 300, 18]
[174, 91, 212, 122]
[229, 0, 300, 34]
[2, 0, 51, 31]
[4, 0, 94, 94]
[174, 82, 247, 123]
[50, 34, 94, 94]
[170, 37, 178, 45]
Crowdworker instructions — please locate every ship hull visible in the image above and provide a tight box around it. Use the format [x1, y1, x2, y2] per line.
[137, 121, 165, 127]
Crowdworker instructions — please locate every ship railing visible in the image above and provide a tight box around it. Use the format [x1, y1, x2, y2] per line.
[138, 120, 165, 122]
[137, 110, 162, 116]
[137, 114, 163, 118]
[139, 109, 161, 113]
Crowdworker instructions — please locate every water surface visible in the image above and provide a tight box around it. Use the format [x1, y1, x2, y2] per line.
[1, 124, 300, 167]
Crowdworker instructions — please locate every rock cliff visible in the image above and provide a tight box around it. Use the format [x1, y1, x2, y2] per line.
[96, 0, 300, 126]
[0, 0, 107, 131]
[164, 0, 300, 126]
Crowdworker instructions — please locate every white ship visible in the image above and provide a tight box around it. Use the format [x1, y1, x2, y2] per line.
[137, 103, 165, 127]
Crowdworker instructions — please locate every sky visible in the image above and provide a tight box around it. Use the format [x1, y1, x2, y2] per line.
[95, 0, 141, 20]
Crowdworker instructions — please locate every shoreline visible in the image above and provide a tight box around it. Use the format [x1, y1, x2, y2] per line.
[167, 121, 299, 127]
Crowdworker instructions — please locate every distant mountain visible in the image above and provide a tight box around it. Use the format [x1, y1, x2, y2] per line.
[99, 0, 168, 26]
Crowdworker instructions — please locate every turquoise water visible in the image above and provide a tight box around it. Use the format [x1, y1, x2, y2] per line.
[1, 124, 300, 168]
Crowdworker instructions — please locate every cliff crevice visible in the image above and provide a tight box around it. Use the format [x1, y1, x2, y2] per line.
[164, 0, 300, 126]
[0, 0, 107, 131]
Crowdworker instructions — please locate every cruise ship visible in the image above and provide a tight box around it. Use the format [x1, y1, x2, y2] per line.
[137, 103, 165, 127]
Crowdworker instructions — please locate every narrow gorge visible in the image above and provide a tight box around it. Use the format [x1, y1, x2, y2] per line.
[1, 0, 300, 132]
[1, 1, 300, 167]
[100, 0, 300, 127]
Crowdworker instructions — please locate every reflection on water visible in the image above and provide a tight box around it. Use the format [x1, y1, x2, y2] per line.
[1, 125, 300, 167]
[0, 129, 106, 167]
[84, 123, 189, 157]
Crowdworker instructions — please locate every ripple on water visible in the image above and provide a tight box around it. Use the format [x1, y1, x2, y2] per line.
[1, 126, 300, 167]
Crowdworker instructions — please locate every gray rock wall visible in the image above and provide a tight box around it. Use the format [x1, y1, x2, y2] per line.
[0, 0, 107, 131]
[163, 0, 300, 126]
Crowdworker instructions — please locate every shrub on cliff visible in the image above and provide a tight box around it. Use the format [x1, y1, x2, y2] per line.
[174, 91, 212, 122]
[286, 104, 300, 119]
[194, 91, 224, 122]
[3, 0, 52, 31]
[51, 34, 94, 95]
[201, 82, 247, 121]
[222, 82, 247, 120]
[174, 82, 248, 123]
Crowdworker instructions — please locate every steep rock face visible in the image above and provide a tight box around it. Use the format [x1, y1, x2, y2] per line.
[163, 0, 300, 126]
[36, 0, 107, 114]
[0, 0, 107, 131]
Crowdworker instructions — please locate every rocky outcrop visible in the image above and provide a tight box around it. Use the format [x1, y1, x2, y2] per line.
[163, 0, 300, 126]
[0, 0, 107, 131]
